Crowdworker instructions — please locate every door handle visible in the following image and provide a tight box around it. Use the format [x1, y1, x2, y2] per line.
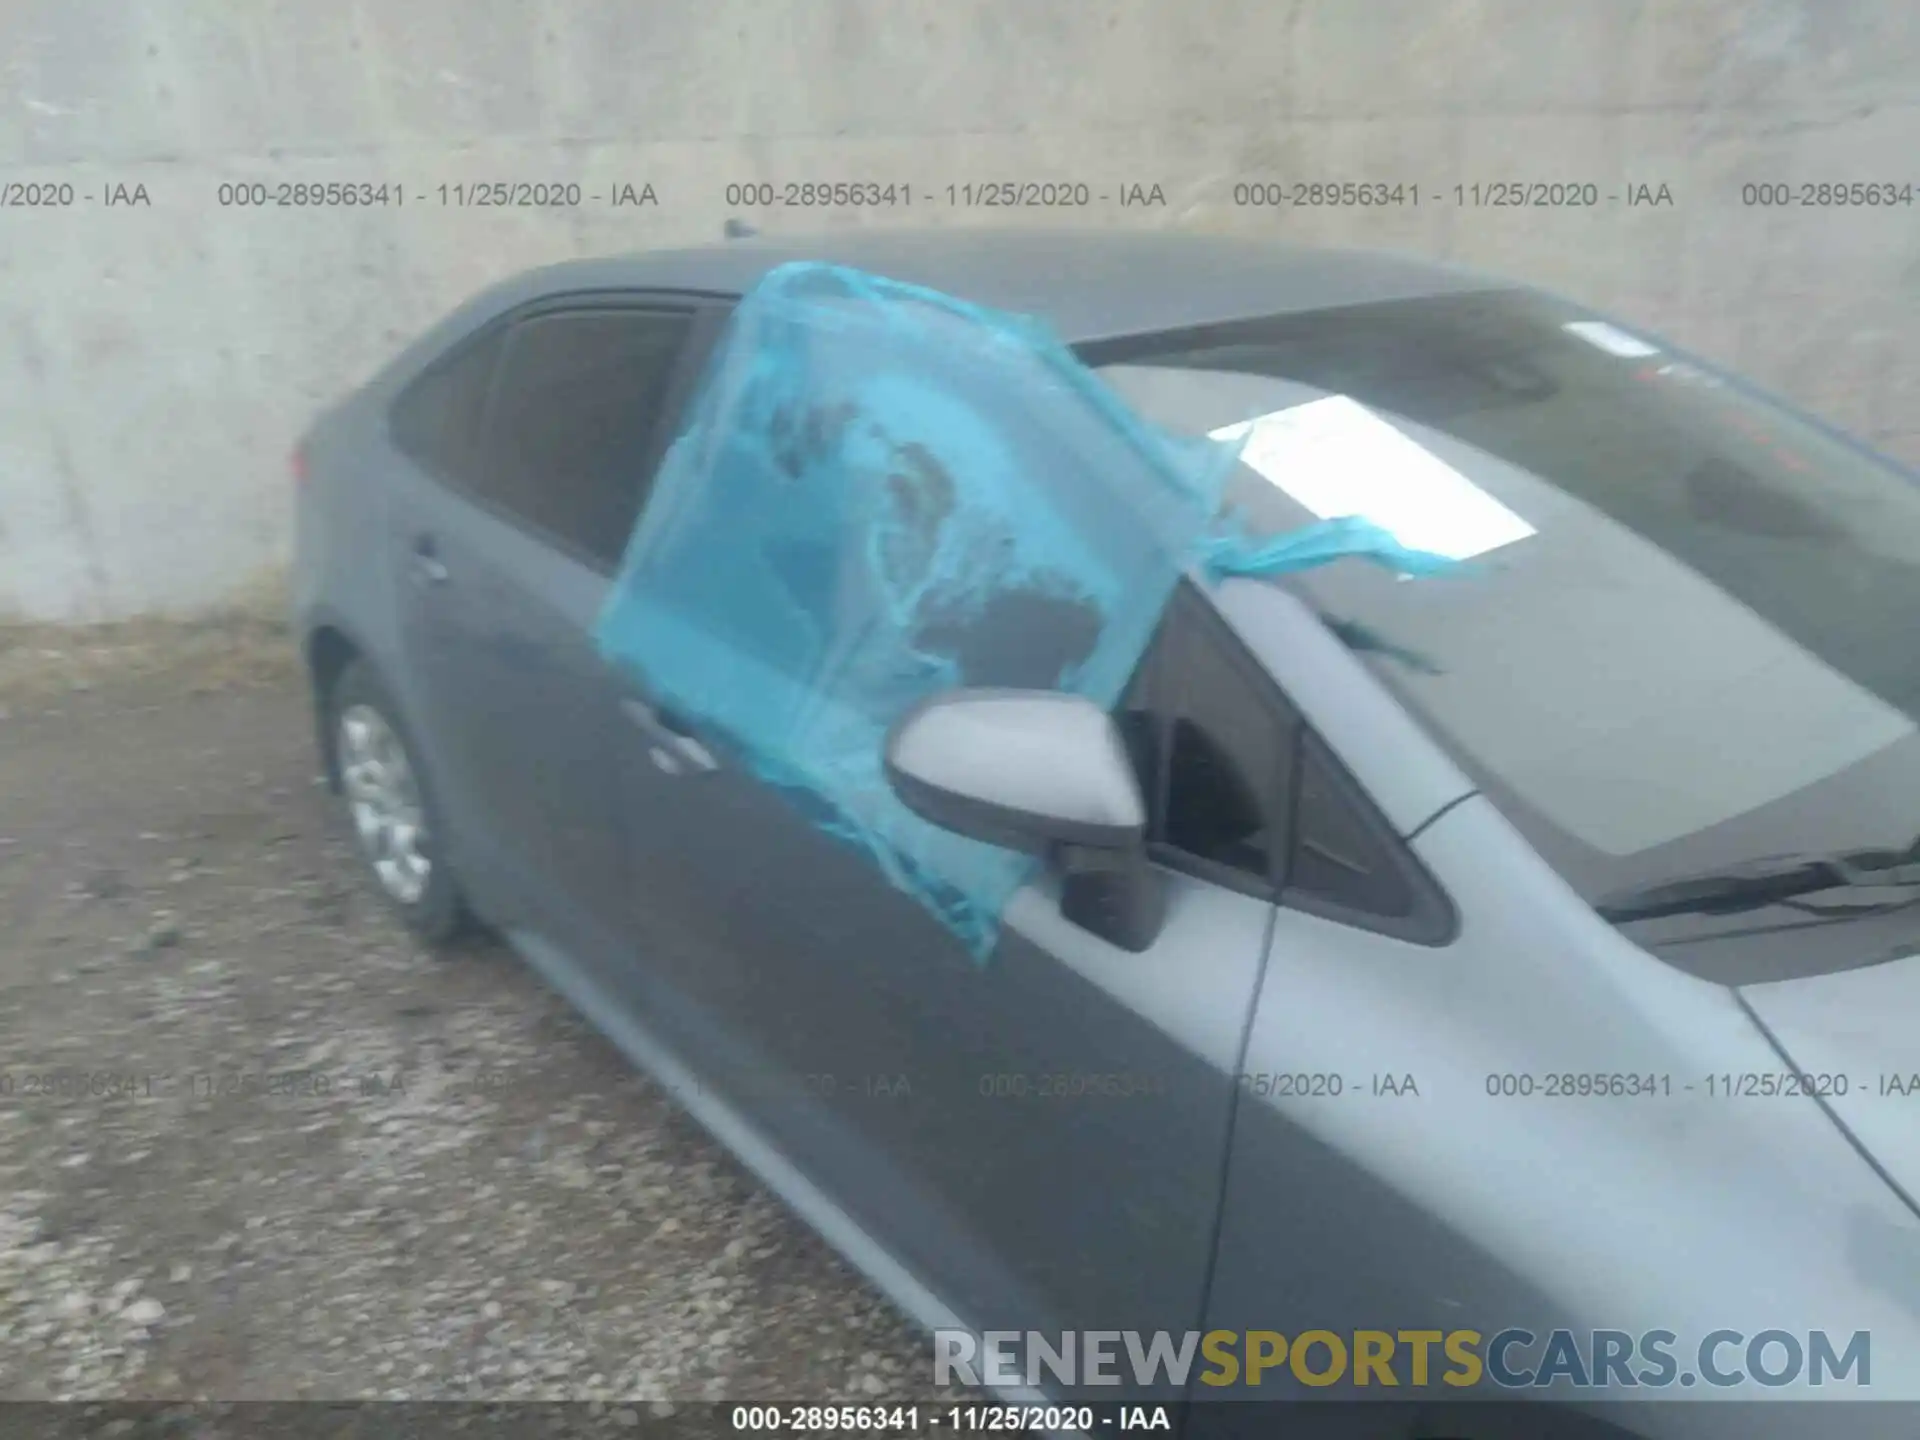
[620, 697, 720, 775]
[408, 537, 450, 588]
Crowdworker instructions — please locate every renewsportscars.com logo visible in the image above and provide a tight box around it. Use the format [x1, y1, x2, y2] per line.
[933, 1328, 1873, 1391]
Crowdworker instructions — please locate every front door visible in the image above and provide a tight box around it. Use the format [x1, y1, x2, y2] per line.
[614, 583, 1291, 1401]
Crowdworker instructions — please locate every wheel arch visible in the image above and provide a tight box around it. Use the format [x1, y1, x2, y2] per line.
[303, 617, 366, 793]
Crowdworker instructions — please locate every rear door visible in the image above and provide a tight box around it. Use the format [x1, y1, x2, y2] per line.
[386, 294, 721, 960]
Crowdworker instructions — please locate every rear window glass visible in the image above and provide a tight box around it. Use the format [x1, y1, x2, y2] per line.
[389, 325, 506, 483]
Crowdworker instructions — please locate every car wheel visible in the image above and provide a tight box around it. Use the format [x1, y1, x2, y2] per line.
[327, 658, 471, 945]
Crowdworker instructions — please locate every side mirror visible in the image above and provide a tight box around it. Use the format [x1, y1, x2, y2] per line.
[884, 688, 1166, 952]
[883, 688, 1146, 852]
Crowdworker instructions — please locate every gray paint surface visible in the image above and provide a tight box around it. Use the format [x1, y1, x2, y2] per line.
[4, 0, 1920, 619]
[292, 232, 1920, 1438]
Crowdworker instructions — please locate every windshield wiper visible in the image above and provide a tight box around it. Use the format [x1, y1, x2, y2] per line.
[1595, 846, 1920, 924]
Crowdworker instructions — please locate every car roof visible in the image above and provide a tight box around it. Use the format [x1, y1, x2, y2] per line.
[466, 227, 1505, 346]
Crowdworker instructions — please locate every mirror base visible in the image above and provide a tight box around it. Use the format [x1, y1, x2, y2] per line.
[1058, 845, 1167, 954]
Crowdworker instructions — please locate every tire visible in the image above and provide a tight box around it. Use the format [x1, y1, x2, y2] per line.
[325, 657, 472, 946]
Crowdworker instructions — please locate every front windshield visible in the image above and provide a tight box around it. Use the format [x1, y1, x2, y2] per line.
[1095, 289, 1920, 910]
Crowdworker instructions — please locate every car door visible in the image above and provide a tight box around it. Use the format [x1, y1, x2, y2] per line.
[612, 580, 1293, 1397]
[387, 294, 721, 961]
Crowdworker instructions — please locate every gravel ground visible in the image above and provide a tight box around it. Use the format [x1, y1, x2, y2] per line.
[0, 622, 926, 1403]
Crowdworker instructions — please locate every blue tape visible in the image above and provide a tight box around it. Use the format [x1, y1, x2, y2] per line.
[1201, 513, 1464, 579]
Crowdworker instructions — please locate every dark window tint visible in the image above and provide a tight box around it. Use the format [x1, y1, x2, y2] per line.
[1288, 732, 1418, 919]
[390, 325, 507, 483]
[480, 309, 693, 564]
[1115, 645, 1162, 805]
[1118, 588, 1447, 936]
[1142, 597, 1296, 886]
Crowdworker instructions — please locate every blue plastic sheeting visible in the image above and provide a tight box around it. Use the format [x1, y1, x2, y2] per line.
[1203, 513, 1464, 580]
[594, 262, 1248, 956]
[594, 261, 1457, 957]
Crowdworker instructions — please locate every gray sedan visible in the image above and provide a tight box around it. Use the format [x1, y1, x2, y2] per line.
[293, 229, 1920, 1439]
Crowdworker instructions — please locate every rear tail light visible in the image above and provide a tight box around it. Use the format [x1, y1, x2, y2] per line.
[291, 442, 310, 485]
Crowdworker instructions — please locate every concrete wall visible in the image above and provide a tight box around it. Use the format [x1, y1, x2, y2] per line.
[1, 0, 1916, 621]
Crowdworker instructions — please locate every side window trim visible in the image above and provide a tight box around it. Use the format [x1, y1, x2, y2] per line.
[385, 284, 716, 461]
[1282, 730, 1459, 946]
[617, 300, 732, 558]
[386, 318, 512, 488]
[1133, 582, 1292, 903]
[1131, 581, 1457, 944]
[389, 292, 725, 575]
[477, 299, 708, 573]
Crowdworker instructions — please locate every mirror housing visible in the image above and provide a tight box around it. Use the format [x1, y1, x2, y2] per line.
[883, 688, 1166, 952]
[883, 688, 1146, 852]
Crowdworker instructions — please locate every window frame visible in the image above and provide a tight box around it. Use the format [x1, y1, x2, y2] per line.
[385, 289, 728, 575]
[386, 317, 511, 492]
[1129, 583, 1295, 904]
[1283, 726, 1459, 945]
[1128, 581, 1458, 945]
